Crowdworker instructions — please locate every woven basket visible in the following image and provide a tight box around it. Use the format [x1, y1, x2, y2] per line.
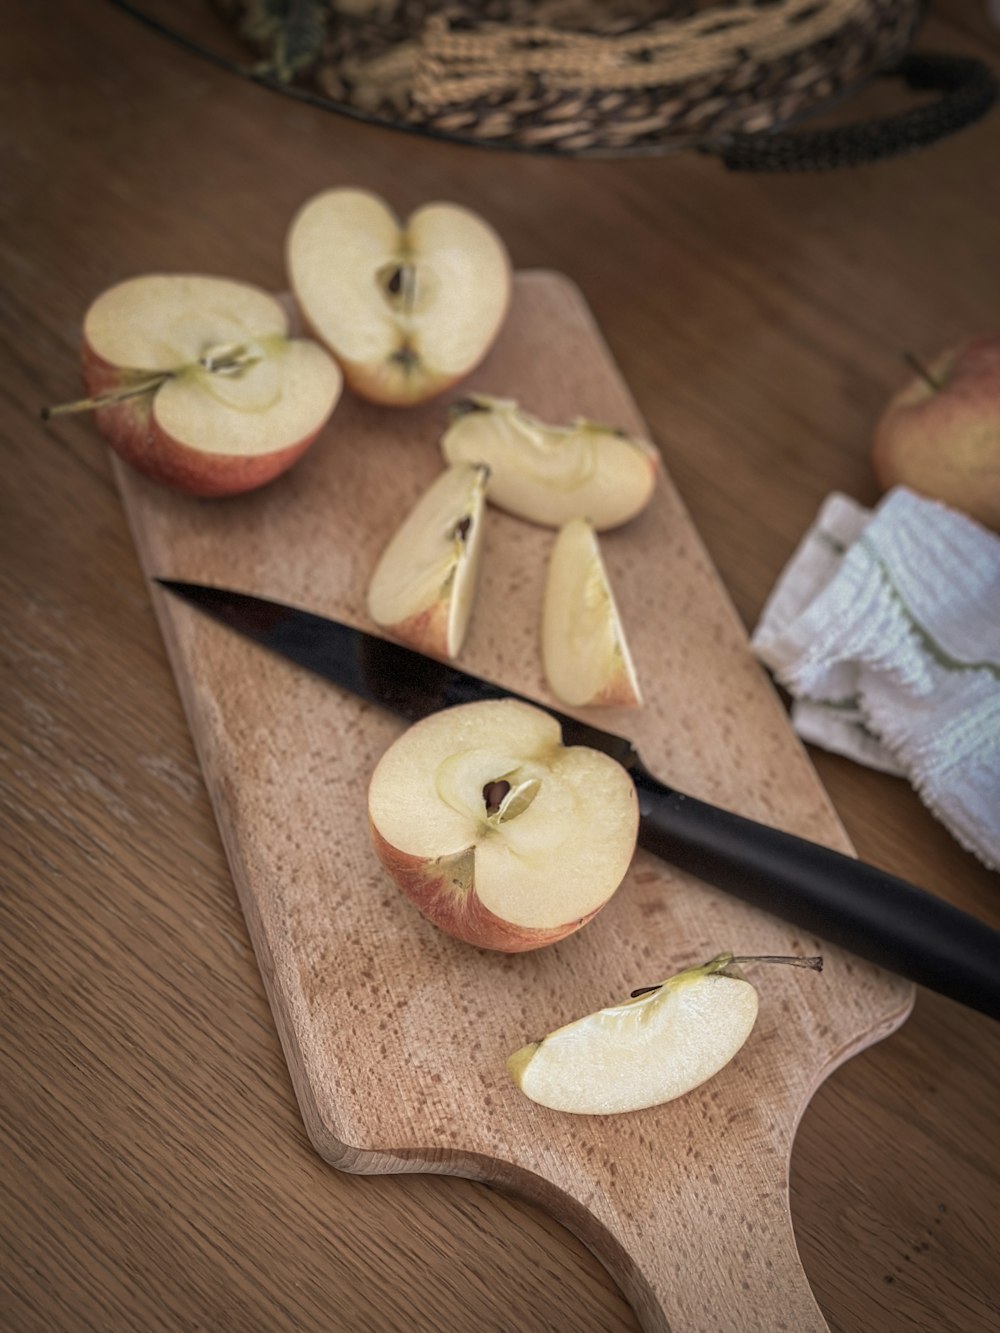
[119, 0, 999, 167]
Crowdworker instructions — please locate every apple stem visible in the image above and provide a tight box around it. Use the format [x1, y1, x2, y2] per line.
[902, 350, 941, 392]
[730, 955, 824, 971]
[450, 398, 490, 419]
[42, 373, 172, 419]
[630, 953, 823, 998]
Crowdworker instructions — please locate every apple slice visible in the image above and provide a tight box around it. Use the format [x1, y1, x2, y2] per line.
[367, 698, 639, 952]
[287, 188, 511, 406]
[542, 517, 642, 709]
[508, 953, 823, 1114]
[441, 395, 659, 530]
[54, 274, 342, 496]
[367, 463, 489, 660]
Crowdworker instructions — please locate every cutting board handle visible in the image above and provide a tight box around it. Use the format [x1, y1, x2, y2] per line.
[488, 1119, 829, 1333]
[595, 1173, 824, 1331]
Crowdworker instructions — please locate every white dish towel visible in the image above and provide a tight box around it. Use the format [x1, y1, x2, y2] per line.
[752, 487, 1000, 871]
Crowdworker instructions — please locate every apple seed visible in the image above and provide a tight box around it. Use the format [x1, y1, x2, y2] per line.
[493, 777, 542, 824]
[197, 342, 262, 377]
[483, 780, 511, 815]
[378, 261, 417, 313]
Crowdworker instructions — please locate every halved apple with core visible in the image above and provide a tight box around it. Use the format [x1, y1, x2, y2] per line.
[441, 395, 659, 529]
[542, 517, 642, 709]
[367, 699, 639, 952]
[508, 953, 822, 1114]
[367, 463, 489, 660]
[57, 274, 342, 496]
[287, 188, 511, 406]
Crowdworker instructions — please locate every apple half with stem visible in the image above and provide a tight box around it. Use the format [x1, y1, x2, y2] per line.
[542, 517, 642, 709]
[367, 463, 489, 660]
[287, 188, 511, 406]
[367, 699, 639, 952]
[441, 395, 659, 530]
[508, 952, 823, 1114]
[47, 274, 342, 497]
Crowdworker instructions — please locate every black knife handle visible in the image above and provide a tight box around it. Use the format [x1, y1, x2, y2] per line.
[632, 765, 1000, 1020]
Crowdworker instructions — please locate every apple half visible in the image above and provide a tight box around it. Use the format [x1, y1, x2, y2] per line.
[542, 517, 642, 709]
[70, 273, 342, 496]
[508, 953, 822, 1114]
[367, 463, 489, 660]
[287, 188, 511, 406]
[367, 699, 639, 952]
[441, 395, 659, 530]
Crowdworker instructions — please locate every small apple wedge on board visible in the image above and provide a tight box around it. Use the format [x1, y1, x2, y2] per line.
[441, 394, 659, 529]
[49, 274, 342, 497]
[287, 188, 512, 407]
[367, 699, 639, 952]
[542, 517, 643, 709]
[367, 462, 489, 660]
[508, 953, 823, 1115]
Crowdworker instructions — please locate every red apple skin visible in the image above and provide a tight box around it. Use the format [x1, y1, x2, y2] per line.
[81, 341, 328, 498]
[872, 334, 1000, 532]
[369, 823, 608, 953]
[382, 602, 451, 661]
[588, 670, 641, 710]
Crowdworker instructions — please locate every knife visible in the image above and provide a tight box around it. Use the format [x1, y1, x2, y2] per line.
[155, 579, 1000, 1021]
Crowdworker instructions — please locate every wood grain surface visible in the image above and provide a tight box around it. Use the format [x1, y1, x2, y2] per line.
[2, 2, 998, 1332]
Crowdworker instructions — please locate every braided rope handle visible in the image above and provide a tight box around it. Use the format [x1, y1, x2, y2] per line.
[705, 53, 998, 171]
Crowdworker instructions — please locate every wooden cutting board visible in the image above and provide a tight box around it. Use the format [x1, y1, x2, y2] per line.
[115, 270, 913, 1333]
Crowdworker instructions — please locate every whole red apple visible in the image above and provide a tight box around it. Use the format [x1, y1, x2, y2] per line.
[872, 334, 1000, 532]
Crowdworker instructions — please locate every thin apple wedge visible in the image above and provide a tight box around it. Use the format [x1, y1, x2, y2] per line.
[508, 953, 823, 1114]
[441, 395, 659, 530]
[52, 274, 342, 497]
[287, 188, 511, 406]
[368, 699, 639, 952]
[367, 463, 489, 660]
[543, 517, 642, 708]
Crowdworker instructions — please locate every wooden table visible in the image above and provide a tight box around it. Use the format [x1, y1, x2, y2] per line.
[3, 3, 998, 1330]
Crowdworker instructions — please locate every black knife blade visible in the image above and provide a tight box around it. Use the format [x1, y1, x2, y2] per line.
[155, 579, 1000, 1021]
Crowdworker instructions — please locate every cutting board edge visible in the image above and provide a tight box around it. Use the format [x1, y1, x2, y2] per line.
[266, 973, 911, 1333]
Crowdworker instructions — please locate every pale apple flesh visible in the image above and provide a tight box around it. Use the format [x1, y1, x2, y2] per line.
[287, 188, 511, 406]
[509, 953, 823, 1113]
[367, 699, 639, 952]
[543, 517, 642, 709]
[366, 463, 489, 660]
[872, 334, 1000, 532]
[79, 274, 342, 496]
[441, 395, 659, 530]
